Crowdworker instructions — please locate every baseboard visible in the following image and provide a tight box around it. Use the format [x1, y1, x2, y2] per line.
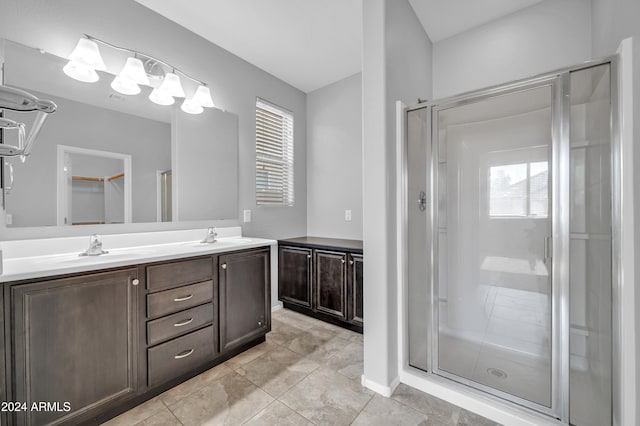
[361, 374, 400, 397]
[271, 302, 283, 312]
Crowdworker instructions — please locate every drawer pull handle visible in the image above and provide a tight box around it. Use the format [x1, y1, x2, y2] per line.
[174, 349, 194, 359]
[221, 263, 227, 270]
[132, 278, 140, 286]
[173, 294, 193, 302]
[174, 318, 194, 327]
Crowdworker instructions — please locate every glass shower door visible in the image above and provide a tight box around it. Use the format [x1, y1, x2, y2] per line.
[433, 84, 555, 410]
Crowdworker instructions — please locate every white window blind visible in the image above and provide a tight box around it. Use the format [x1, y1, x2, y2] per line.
[256, 98, 294, 205]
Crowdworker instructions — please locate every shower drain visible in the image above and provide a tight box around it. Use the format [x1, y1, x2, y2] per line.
[486, 368, 508, 379]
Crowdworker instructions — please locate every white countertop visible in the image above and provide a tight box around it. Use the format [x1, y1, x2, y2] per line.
[0, 227, 276, 283]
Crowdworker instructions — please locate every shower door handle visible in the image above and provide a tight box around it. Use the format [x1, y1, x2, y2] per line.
[417, 191, 427, 211]
[543, 236, 552, 264]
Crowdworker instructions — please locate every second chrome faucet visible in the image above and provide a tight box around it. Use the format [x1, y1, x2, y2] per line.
[201, 227, 218, 244]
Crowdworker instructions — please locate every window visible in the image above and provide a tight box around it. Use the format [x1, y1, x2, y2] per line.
[255, 98, 294, 205]
[489, 161, 548, 217]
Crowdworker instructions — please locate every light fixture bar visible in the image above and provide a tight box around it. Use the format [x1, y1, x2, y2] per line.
[83, 34, 208, 87]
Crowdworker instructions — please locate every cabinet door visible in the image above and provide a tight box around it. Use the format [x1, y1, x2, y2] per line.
[219, 248, 270, 352]
[348, 254, 364, 326]
[9, 268, 140, 426]
[315, 250, 347, 319]
[278, 246, 312, 308]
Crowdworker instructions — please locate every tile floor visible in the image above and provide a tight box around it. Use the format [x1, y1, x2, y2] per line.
[104, 309, 500, 426]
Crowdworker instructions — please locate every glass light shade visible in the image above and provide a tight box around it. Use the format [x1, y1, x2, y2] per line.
[67, 38, 106, 71]
[149, 88, 174, 106]
[110, 76, 141, 95]
[181, 98, 204, 114]
[159, 72, 185, 98]
[193, 85, 215, 108]
[63, 61, 99, 83]
[118, 57, 150, 85]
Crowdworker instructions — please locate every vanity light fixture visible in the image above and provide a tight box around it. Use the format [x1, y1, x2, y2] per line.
[64, 35, 216, 114]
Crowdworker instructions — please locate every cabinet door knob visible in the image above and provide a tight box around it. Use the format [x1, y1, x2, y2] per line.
[341, 259, 346, 264]
[132, 278, 139, 286]
[258, 320, 263, 326]
[307, 254, 311, 259]
[349, 260, 354, 265]
[221, 263, 227, 270]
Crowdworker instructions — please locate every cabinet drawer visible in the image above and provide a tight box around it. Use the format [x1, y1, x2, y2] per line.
[147, 303, 214, 346]
[148, 326, 215, 387]
[147, 281, 213, 319]
[147, 257, 213, 291]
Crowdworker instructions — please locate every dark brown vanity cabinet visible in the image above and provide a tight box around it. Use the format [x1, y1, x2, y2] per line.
[145, 257, 216, 388]
[2, 245, 271, 426]
[278, 237, 363, 332]
[7, 268, 141, 426]
[219, 247, 270, 352]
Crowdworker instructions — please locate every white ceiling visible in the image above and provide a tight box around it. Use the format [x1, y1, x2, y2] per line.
[409, 0, 545, 42]
[135, 0, 545, 93]
[134, 0, 362, 94]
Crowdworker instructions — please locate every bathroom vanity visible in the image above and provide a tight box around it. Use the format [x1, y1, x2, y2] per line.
[0, 229, 274, 425]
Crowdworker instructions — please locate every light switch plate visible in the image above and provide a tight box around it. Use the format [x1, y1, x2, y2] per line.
[345, 209, 352, 221]
[243, 209, 252, 223]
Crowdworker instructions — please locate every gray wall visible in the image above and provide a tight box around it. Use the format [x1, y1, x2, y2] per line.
[0, 0, 307, 240]
[173, 108, 238, 222]
[306, 73, 362, 240]
[591, 0, 640, 422]
[432, 0, 592, 99]
[4, 92, 170, 226]
[362, 0, 432, 393]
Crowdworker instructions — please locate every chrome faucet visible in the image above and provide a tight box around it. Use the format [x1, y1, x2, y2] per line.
[201, 227, 218, 244]
[79, 234, 109, 256]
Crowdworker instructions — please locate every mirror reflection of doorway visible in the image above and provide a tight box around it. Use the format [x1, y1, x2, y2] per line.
[158, 170, 172, 222]
[56, 145, 132, 226]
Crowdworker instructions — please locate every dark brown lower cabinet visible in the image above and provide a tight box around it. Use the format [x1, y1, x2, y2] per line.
[278, 246, 312, 308]
[315, 250, 347, 320]
[8, 268, 140, 426]
[278, 238, 363, 332]
[219, 248, 270, 351]
[348, 254, 364, 326]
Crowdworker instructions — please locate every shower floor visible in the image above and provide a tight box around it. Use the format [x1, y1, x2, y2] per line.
[437, 284, 551, 407]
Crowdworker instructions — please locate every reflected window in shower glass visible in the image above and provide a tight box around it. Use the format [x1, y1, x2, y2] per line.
[489, 161, 548, 217]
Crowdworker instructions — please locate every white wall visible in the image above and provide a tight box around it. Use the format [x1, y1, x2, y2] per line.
[362, 0, 432, 395]
[306, 73, 363, 240]
[0, 0, 307, 241]
[432, 0, 592, 99]
[591, 1, 640, 423]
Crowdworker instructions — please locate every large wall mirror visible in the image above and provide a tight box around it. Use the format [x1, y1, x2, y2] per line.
[1, 39, 239, 228]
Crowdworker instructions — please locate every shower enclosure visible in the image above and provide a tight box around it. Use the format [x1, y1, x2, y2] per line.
[406, 60, 617, 425]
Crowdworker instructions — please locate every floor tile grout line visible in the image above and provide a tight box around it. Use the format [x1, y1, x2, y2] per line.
[275, 394, 319, 426]
[160, 399, 184, 426]
[239, 398, 278, 425]
[347, 390, 375, 425]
